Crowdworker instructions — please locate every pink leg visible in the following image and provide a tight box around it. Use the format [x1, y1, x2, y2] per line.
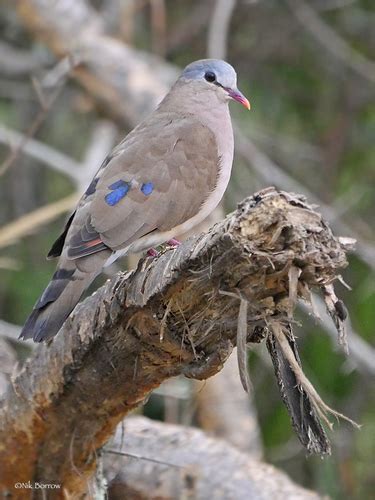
[147, 248, 159, 257]
[167, 238, 181, 247]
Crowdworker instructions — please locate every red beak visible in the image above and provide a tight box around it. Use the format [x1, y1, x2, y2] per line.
[226, 88, 251, 110]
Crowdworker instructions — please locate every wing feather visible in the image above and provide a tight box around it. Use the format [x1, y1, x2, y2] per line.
[64, 113, 219, 258]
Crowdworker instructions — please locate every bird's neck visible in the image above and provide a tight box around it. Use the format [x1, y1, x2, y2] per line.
[161, 82, 233, 154]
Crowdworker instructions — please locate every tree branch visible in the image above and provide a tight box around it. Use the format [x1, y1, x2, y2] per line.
[0, 188, 352, 496]
[207, 0, 236, 59]
[0, 124, 80, 181]
[0, 193, 79, 249]
[0, 41, 49, 76]
[104, 416, 322, 500]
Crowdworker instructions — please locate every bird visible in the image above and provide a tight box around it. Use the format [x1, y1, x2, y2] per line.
[19, 59, 250, 342]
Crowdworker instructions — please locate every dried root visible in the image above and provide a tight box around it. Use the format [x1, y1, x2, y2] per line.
[271, 322, 360, 431]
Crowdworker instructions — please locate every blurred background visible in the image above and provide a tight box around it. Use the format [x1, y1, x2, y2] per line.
[0, 0, 374, 498]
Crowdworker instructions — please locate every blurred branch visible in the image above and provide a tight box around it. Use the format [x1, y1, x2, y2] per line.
[40, 53, 82, 89]
[207, 0, 236, 59]
[249, 125, 323, 164]
[0, 41, 49, 76]
[0, 257, 19, 270]
[99, 0, 125, 36]
[16, 0, 178, 126]
[285, 0, 375, 84]
[0, 124, 80, 181]
[79, 120, 118, 189]
[0, 79, 34, 101]
[0, 120, 117, 188]
[0, 320, 21, 339]
[167, 1, 213, 55]
[104, 416, 322, 500]
[300, 295, 375, 378]
[235, 127, 375, 271]
[314, 0, 358, 11]
[0, 84, 64, 177]
[0, 53, 80, 176]
[0, 188, 352, 494]
[0, 193, 79, 249]
[196, 352, 263, 459]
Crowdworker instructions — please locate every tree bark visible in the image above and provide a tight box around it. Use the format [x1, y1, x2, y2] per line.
[0, 188, 351, 497]
[104, 416, 323, 500]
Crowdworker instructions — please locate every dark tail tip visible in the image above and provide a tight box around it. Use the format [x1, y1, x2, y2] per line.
[19, 308, 61, 343]
[20, 263, 99, 342]
[19, 270, 76, 342]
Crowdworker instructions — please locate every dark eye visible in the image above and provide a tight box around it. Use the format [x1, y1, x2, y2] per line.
[204, 71, 216, 83]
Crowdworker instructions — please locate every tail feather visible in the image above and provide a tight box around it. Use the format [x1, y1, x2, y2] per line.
[19, 266, 98, 342]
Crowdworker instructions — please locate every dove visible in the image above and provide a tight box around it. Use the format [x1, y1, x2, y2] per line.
[20, 59, 250, 342]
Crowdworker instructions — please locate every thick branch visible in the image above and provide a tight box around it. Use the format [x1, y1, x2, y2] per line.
[104, 416, 322, 499]
[0, 188, 350, 497]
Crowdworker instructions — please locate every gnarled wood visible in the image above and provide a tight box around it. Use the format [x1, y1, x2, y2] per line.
[0, 188, 350, 497]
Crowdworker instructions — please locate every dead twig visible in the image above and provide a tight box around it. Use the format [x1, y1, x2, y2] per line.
[237, 298, 251, 393]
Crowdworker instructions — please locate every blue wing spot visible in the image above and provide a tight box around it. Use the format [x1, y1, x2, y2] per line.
[105, 180, 130, 206]
[108, 179, 128, 190]
[141, 182, 154, 196]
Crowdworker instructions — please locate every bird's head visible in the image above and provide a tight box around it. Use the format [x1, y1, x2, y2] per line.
[180, 59, 250, 110]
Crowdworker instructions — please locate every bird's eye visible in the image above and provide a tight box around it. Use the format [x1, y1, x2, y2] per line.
[204, 71, 216, 83]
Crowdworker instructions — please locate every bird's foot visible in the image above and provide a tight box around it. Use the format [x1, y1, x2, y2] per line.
[147, 248, 159, 258]
[167, 238, 181, 247]
[147, 239, 180, 258]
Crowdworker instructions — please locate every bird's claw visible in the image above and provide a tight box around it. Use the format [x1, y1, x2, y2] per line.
[147, 238, 181, 258]
[147, 248, 159, 258]
[167, 238, 181, 247]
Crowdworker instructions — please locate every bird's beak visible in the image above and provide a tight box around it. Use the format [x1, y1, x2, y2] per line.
[226, 88, 251, 110]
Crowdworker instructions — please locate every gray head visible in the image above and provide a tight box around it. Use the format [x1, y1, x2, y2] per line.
[179, 59, 250, 109]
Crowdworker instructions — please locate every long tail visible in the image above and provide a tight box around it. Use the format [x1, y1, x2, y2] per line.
[19, 253, 108, 342]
